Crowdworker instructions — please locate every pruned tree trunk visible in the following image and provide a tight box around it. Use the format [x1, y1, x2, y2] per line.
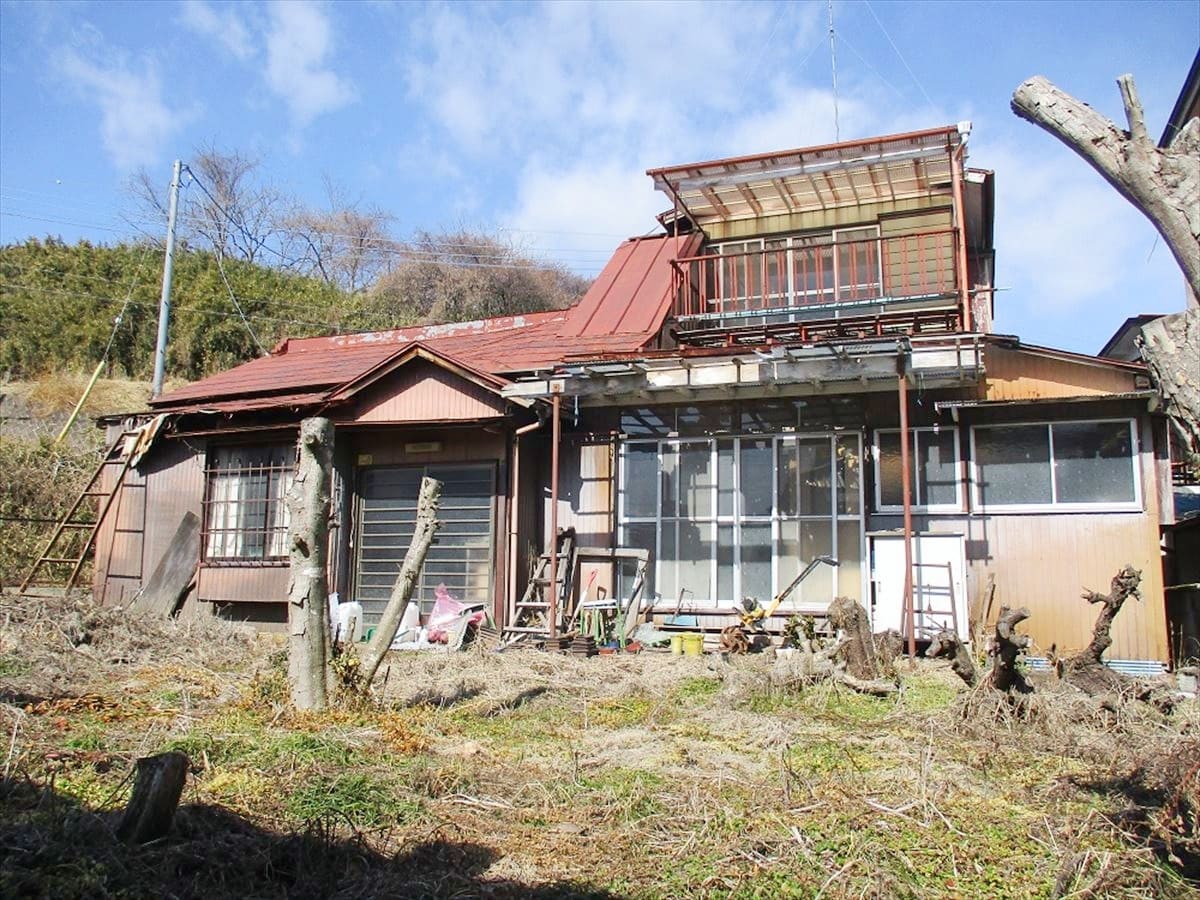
[286, 417, 334, 711]
[1060, 565, 1142, 696]
[115, 752, 188, 844]
[1012, 74, 1200, 295]
[989, 606, 1033, 694]
[360, 476, 442, 686]
[1139, 310, 1200, 480]
[828, 595, 878, 680]
[928, 629, 978, 687]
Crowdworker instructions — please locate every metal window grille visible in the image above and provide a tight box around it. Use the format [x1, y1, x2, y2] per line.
[202, 444, 296, 562]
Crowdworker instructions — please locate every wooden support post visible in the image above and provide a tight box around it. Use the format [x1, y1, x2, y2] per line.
[116, 752, 188, 844]
[360, 476, 442, 686]
[286, 417, 334, 711]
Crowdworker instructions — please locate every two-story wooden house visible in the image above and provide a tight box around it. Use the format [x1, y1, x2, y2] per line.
[93, 125, 1175, 668]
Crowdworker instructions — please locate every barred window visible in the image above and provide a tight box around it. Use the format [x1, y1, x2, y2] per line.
[203, 444, 295, 561]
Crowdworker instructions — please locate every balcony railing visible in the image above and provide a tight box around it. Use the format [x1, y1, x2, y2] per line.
[672, 229, 960, 326]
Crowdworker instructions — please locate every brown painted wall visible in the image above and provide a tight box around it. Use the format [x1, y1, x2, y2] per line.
[981, 346, 1139, 400]
[348, 360, 508, 424]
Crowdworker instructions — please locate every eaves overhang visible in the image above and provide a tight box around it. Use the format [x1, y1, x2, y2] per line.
[501, 335, 985, 405]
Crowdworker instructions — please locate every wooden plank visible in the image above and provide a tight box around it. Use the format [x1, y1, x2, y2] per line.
[132, 512, 201, 616]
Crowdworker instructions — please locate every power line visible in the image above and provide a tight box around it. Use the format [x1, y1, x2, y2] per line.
[863, 0, 938, 110]
[828, 0, 840, 142]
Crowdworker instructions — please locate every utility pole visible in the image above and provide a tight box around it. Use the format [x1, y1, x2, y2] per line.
[151, 159, 182, 399]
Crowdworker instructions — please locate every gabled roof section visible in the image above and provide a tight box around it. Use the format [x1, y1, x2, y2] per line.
[325, 342, 532, 408]
[558, 233, 703, 340]
[648, 125, 966, 225]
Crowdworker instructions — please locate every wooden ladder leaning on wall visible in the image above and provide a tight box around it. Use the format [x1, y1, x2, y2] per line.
[18, 429, 141, 596]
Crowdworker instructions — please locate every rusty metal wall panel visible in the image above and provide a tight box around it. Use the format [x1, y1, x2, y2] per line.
[351, 360, 507, 424]
[95, 441, 203, 605]
[197, 564, 290, 604]
[983, 346, 1138, 400]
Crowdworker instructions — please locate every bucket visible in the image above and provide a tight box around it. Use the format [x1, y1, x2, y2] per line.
[670, 635, 684, 656]
[682, 633, 704, 657]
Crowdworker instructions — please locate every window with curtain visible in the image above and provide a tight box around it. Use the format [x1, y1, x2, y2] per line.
[203, 444, 295, 561]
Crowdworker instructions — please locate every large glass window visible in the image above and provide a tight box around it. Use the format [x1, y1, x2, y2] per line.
[875, 427, 962, 511]
[203, 444, 295, 561]
[972, 420, 1139, 510]
[618, 430, 863, 611]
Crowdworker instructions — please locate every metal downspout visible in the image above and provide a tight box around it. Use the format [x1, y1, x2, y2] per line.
[898, 345, 917, 659]
[549, 390, 562, 639]
[951, 142, 973, 332]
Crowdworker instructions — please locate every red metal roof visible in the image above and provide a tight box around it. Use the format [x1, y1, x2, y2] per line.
[151, 234, 693, 412]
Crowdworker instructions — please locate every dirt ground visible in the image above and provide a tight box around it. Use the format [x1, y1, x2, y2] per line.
[0, 592, 1196, 899]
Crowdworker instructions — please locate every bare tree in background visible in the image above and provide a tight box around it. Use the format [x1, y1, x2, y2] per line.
[283, 179, 396, 293]
[132, 145, 285, 265]
[354, 229, 591, 329]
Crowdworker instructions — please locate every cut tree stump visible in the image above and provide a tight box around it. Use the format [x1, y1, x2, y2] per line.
[928, 629, 979, 687]
[286, 417, 335, 712]
[989, 606, 1033, 694]
[1061, 565, 1142, 697]
[828, 596, 879, 681]
[115, 751, 189, 844]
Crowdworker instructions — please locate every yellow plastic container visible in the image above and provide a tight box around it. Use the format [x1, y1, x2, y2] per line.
[670, 635, 684, 656]
[682, 633, 704, 657]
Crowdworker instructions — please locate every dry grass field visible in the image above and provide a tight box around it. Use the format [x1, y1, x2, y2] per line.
[0, 592, 1196, 899]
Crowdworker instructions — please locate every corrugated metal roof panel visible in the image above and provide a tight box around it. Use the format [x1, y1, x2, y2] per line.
[559, 233, 701, 339]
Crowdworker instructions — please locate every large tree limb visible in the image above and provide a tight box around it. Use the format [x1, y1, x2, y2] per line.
[1139, 309, 1200, 479]
[286, 417, 334, 711]
[1012, 74, 1200, 295]
[927, 629, 978, 687]
[360, 476, 442, 686]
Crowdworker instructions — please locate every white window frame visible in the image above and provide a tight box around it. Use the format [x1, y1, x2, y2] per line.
[968, 418, 1142, 513]
[873, 426, 963, 513]
[617, 431, 865, 610]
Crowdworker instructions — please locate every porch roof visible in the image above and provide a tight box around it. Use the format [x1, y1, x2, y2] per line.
[648, 125, 966, 225]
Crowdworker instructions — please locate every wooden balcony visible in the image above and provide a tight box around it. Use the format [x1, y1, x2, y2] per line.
[671, 229, 964, 341]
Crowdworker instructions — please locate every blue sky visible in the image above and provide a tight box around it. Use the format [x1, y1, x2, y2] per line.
[1, 0, 1197, 355]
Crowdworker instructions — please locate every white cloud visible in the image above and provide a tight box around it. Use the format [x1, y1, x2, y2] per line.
[505, 160, 664, 275]
[264, 0, 356, 125]
[179, 0, 254, 60]
[56, 47, 194, 170]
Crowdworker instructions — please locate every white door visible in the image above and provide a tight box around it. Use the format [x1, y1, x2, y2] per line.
[870, 533, 968, 641]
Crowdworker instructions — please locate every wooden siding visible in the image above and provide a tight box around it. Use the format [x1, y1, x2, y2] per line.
[867, 415, 1169, 662]
[349, 359, 507, 424]
[981, 346, 1139, 400]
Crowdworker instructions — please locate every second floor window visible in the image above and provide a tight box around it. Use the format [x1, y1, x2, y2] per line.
[203, 444, 295, 561]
